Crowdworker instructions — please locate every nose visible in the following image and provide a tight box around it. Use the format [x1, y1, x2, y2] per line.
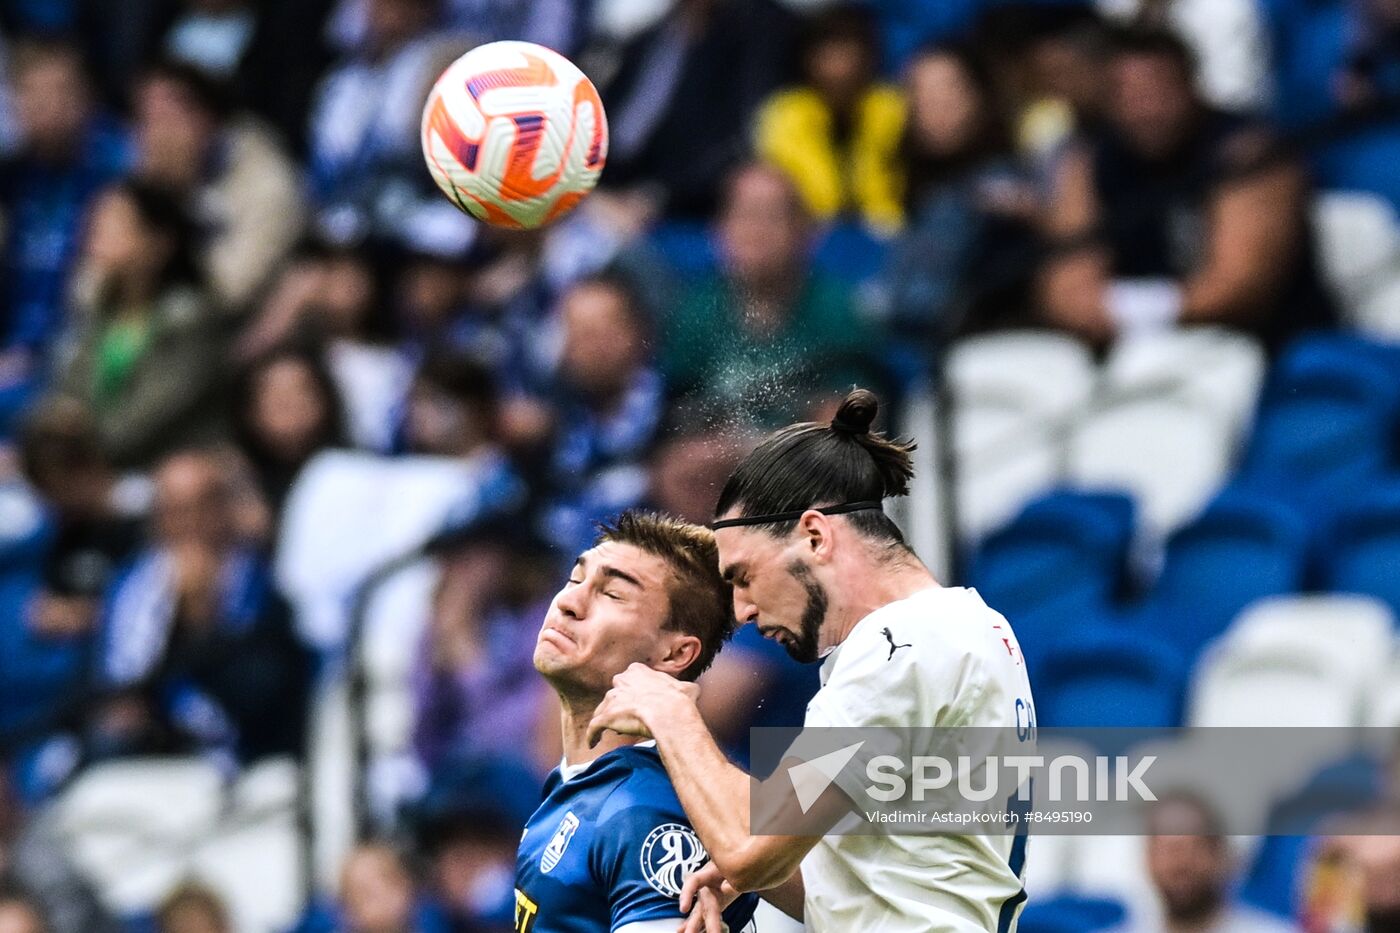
[733, 591, 758, 626]
[556, 582, 585, 621]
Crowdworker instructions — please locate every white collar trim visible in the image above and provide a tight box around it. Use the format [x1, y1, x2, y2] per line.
[560, 740, 657, 782]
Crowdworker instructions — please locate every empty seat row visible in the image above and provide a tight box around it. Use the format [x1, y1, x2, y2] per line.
[945, 327, 1266, 542]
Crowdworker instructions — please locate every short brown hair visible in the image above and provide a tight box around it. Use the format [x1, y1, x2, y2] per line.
[156, 881, 229, 933]
[17, 398, 105, 491]
[595, 511, 735, 681]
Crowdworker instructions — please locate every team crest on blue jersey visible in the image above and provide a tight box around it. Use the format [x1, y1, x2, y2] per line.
[540, 812, 579, 873]
[639, 823, 708, 897]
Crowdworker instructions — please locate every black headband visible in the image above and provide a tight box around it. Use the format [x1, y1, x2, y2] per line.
[709, 500, 884, 530]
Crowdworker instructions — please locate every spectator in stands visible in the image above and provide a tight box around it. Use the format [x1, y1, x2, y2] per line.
[308, 0, 450, 218]
[877, 43, 1039, 349]
[230, 343, 347, 516]
[436, 0, 586, 55]
[133, 58, 306, 314]
[0, 889, 46, 933]
[646, 423, 750, 526]
[18, 399, 144, 636]
[0, 40, 129, 433]
[293, 841, 448, 932]
[1117, 791, 1296, 933]
[533, 274, 663, 555]
[661, 162, 884, 426]
[241, 243, 410, 453]
[597, 0, 797, 218]
[56, 180, 225, 468]
[986, 7, 1111, 159]
[394, 227, 475, 367]
[1337, 0, 1400, 113]
[400, 351, 501, 462]
[410, 757, 536, 932]
[412, 536, 555, 774]
[1037, 29, 1334, 349]
[1097, 0, 1270, 114]
[88, 450, 310, 770]
[1303, 743, 1400, 931]
[754, 5, 904, 232]
[155, 882, 230, 933]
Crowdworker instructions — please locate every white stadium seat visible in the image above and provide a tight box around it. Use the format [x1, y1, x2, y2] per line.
[192, 816, 304, 933]
[1066, 328, 1261, 536]
[1313, 191, 1400, 336]
[1100, 328, 1266, 437]
[50, 757, 311, 929]
[1189, 638, 1364, 729]
[1366, 655, 1400, 729]
[1067, 396, 1235, 536]
[947, 331, 1097, 422]
[946, 332, 1096, 540]
[275, 450, 481, 652]
[1070, 835, 1156, 921]
[1226, 594, 1396, 692]
[1188, 623, 1367, 798]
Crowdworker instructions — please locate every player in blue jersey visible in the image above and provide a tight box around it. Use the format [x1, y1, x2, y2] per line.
[515, 511, 760, 933]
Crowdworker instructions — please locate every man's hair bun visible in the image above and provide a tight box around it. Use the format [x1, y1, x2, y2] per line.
[832, 388, 879, 436]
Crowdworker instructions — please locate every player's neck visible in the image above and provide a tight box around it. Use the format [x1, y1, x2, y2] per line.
[556, 692, 643, 771]
[822, 557, 938, 652]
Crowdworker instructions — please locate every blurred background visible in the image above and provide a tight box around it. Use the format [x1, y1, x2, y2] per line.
[0, 0, 1397, 931]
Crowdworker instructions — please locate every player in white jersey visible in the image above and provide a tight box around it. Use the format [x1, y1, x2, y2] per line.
[587, 388, 1038, 932]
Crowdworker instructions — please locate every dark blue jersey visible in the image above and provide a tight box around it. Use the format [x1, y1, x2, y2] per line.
[515, 744, 759, 933]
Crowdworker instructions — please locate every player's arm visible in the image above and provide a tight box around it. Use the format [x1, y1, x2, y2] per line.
[588, 664, 852, 893]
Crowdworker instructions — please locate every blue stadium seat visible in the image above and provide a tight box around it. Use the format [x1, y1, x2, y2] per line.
[1034, 626, 1186, 728]
[1015, 895, 1126, 933]
[1260, 0, 1349, 129]
[1240, 834, 1310, 921]
[1240, 335, 1400, 500]
[968, 490, 1136, 619]
[994, 579, 1108, 688]
[1131, 488, 1311, 658]
[1321, 481, 1400, 617]
[1316, 129, 1400, 215]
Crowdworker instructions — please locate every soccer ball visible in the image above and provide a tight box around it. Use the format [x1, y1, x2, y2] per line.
[421, 40, 608, 230]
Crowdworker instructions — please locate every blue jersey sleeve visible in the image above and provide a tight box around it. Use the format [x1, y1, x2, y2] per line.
[591, 801, 758, 932]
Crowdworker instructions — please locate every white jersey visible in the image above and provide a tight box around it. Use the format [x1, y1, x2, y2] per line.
[799, 586, 1037, 933]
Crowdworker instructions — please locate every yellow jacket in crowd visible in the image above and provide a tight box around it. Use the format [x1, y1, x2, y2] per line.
[754, 84, 906, 233]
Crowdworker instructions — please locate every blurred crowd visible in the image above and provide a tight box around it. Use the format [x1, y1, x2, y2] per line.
[0, 0, 1396, 931]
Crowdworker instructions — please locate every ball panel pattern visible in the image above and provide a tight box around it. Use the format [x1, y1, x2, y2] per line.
[420, 41, 608, 230]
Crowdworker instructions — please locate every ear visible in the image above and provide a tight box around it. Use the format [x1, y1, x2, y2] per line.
[798, 508, 835, 564]
[654, 631, 703, 679]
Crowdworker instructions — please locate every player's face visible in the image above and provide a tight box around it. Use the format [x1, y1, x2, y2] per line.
[715, 524, 830, 664]
[535, 541, 676, 694]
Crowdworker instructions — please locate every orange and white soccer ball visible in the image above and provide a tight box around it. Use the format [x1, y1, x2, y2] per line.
[421, 40, 608, 230]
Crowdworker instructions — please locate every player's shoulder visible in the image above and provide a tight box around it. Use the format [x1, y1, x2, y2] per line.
[841, 587, 999, 666]
[590, 745, 686, 822]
